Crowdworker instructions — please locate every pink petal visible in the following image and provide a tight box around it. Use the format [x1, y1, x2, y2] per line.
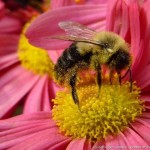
[0, 16, 22, 34]
[92, 139, 106, 150]
[43, 80, 56, 110]
[23, 76, 53, 113]
[26, 4, 106, 50]
[131, 1, 150, 76]
[0, 53, 18, 70]
[66, 138, 91, 150]
[48, 49, 64, 63]
[0, 1, 5, 18]
[106, 0, 130, 37]
[140, 94, 150, 110]
[128, 1, 140, 69]
[50, 80, 62, 94]
[133, 39, 150, 79]
[105, 126, 149, 150]
[0, 112, 53, 130]
[106, 0, 120, 32]
[0, 34, 19, 55]
[8, 129, 70, 150]
[109, 1, 122, 34]
[0, 66, 40, 118]
[122, 127, 149, 147]
[119, 1, 129, 38]
[50, 0, 82, 8]
[142, 0, 150, 26]
[105, 134, 130, 150]
[0, 64, 23, 88]
[134, 64, 150, 91]
[130, 116, 150, 144]
[132, 6, 150, 88]
[138, 112, 150, 124]
[0, 112, 71, 149]
[124, 0, 143, 6]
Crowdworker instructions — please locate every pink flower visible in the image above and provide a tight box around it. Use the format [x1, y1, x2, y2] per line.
[0, 0, 149, 149]
[0, 111, 150, 149]
[0, 1, 57, 119]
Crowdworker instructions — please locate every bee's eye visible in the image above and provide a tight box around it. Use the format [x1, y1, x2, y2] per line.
[101, 43, 109, 49]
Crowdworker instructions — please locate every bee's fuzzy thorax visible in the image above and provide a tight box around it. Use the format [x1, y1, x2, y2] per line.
[93, 31, 129, 52]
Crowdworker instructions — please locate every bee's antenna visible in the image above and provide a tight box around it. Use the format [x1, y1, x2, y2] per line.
[129, 66, 132, 92]
[121, 66, 132, 92]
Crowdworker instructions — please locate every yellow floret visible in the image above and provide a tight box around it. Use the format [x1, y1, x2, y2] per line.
[52, 77, 145, 140]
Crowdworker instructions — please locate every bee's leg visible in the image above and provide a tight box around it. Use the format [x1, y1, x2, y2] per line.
[69, 72, 79, 107]
[94, 62, 101, 97]
[117, 71, 121, 85]
[97, 67, 101, 97]
[109, 69, 114, 85]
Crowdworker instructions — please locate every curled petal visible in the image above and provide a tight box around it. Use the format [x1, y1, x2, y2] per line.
[26, 5, 106, 50]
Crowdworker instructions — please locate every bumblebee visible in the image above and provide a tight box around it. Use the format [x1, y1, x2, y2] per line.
[52, 21, 132, 106]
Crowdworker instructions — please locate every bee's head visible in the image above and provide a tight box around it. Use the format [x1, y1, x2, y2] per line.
[107, 49, 132, 70]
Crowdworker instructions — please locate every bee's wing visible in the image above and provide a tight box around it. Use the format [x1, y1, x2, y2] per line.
[51, 21, 103, 46]
[58, 21, 96, 39]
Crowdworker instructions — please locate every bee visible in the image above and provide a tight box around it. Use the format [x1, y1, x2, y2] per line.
[52, 21, 132, 106]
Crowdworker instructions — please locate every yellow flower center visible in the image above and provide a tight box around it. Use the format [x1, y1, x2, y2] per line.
[52, 77, 145, 140]
[18, 23, 54, 77]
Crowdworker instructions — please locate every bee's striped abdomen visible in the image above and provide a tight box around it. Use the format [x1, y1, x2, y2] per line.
[54, 43, 82, 80]
[54, 43, 92, 84]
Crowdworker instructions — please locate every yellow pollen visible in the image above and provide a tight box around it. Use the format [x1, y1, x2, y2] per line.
[75, 0, 84, 4]
[75, 0, 80, 3]
[52, 77, 145, 140]
[18, 23, 54, 77]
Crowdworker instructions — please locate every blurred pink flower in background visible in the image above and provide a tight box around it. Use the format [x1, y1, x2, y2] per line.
[0, 0, 58, 119]
[0, 1, 22, 55]
[0, 0, 150, 149]
[2, 0, 46, 23]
